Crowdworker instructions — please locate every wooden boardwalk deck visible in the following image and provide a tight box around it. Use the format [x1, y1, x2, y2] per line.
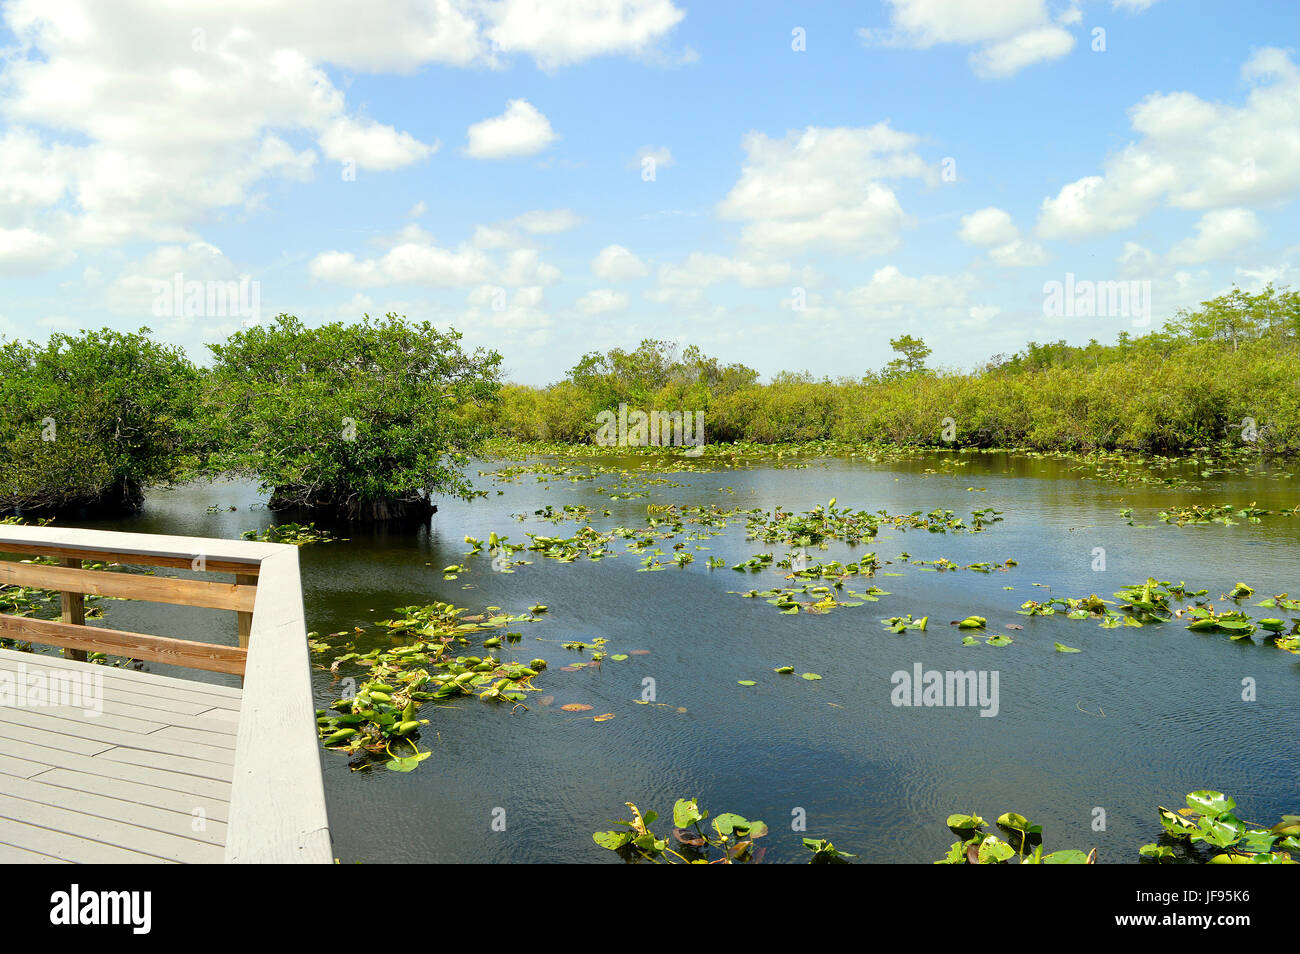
[0, 525, 332, 864]
[0, 649, 239, 863]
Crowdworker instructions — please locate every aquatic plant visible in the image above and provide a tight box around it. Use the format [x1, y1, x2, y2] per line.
[936, 811, 1094, 864]
[1139, 790, 1298, 864]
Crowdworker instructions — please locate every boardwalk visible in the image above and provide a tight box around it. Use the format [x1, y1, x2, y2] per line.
[0, 648, 238, 863]
[0, 525, 331, 863]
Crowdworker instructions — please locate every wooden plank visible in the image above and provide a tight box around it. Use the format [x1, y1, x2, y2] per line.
[0, 815, 171, 864]
[60, 557, 86, 662]
[0, 658, 239, 718]
[0, 736, 231, 800]
[0, 751, 52, 779]
[0, 615, 247, 675]
[32, 768, 230, 823]
[0, 526, 275, 574]
[150, 725, 238, 752]
[0, 543, 262, 575]
[0, 561, 257, 612]
[0, 718, 114, 756]
[0, 660, 244, 730]
[0, 841, 69, 863]
[235, 573, 256, 649]
[0, 647, 242, 699]
[0, 772, 226, 847]
[99, 746, 234, 780]
[0, 706, 236, 759]
[0, 786, 223, 863]
[225, 547, 332, 863]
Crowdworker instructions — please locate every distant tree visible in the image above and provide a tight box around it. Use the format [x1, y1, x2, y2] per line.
[0, 328, 200, 514]
[882, 334, 932, 378]
[204, 313, 501, 522]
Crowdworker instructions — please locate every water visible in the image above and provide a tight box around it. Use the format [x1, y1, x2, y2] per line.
[55, 451, 1300, 863]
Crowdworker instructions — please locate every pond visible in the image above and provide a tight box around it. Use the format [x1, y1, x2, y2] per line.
[64, 449, 1300, 863]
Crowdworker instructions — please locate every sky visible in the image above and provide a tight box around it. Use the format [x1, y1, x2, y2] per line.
[0, 0, 1297, 384]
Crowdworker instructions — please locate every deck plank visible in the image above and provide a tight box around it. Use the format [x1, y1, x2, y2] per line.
[0, 772, 226, 846]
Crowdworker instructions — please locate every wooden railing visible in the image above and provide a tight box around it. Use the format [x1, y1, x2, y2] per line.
[0, 524, 332, 863]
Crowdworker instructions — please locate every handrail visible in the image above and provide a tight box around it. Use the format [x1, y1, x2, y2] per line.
[0, 524, 332, 864]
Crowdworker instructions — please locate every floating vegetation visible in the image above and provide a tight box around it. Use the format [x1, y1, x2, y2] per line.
[315, 600, 544, 772]
[593, 797, 847, 864]
[1140, 790, 1298, 864]
[241, 522, 343, 545]
[936, 811, 1094, 865]
[731, 583, 888, 615]
[1153, 502, 1300, 526]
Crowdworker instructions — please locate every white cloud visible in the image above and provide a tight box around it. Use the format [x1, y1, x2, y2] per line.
[988, 238, 1049, 267]
[484, 0, 687, 71]
[861, 0, 1077, 78]
[317, 115, 437, 170]
[658, 253, 793, 288]
[309, 243, 494, 287]
[577, 289, 629, 315]
[465, 100, 558, 159]
[0, 227, 70, 274]
[838, 265, 975, 318]
[409, 200, 428, 218]
[970, 25, 1074, 79]
[959, 207, 1019, 246]
[592, 244, 649, 280]
[718, 124, 933, 256]
[959, 207, 1046, 266]
[1168, 208, 1264, 265]
[0, 1, 674, 258]
[501, 249, 562, 286]
[1037, 49, 1300, 238]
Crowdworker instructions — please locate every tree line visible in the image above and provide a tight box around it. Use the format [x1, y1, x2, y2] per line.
[1, 285, 1296, 522]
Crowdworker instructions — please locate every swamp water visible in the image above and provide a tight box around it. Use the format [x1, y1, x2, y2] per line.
[66, 450, 1300, 863]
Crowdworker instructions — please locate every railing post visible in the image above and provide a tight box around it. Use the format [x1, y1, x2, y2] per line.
[60, 556, 87, 661]
[236, 574, 256, 649]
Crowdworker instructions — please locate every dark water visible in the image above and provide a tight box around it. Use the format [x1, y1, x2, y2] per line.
[58, 451, 1300, 863]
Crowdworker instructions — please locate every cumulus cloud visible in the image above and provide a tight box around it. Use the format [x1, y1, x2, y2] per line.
[1168, 209, 1264, 265]
[958, 207, 1047, 266]
[592, 244, 649, 280]
[309, 243, 494, 287]
[465, 100, 558, 159]
[717, 123, 934, 256]
[838, 265, 975, 319]
[483, 0, 687, 71]
[576, 289, 629, 315]
[1037, 49, 1300, 238]
[860, 0, 1078, 78]
[0, 1, 678, 263]
[657, 253, 794, 288]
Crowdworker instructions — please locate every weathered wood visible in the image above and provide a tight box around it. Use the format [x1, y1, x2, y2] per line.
[0, 615, 248, 675]
[0, 560, 258, 612]
[0, 525, 274, 575]
[225, 547, 332, 863]
[235, 573, 256, 648]
[0, 544, 262, 576]
[59, 557, 87, 662]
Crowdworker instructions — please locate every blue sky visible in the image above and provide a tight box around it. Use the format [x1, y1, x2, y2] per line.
[0, 0, 1297, 383]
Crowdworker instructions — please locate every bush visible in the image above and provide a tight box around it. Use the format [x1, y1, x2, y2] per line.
[0, 328, 200, 515]
[203, 313, 502, 522]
